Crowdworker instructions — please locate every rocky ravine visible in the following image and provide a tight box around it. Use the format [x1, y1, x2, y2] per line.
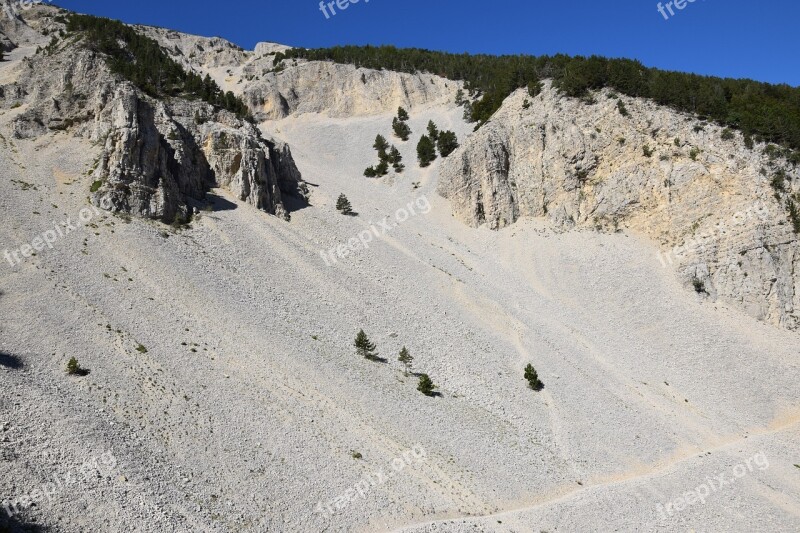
[0, 7, 305, 223]
[439, 84, 800, 329]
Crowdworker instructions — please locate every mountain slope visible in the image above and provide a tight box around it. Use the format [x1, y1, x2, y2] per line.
[1, 7, 799, 533]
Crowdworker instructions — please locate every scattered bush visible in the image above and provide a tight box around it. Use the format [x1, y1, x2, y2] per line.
[692, 277, 707, 294]
[689, 148, 701, 161]
[398, 346, 414, 376]
[721, 128, 735, 140]
[616, 101, 629, 117]
[336, 193, 354, 215]
[354, 330, 379, 361]
[417, 374, 436, 396]
[66, 357, 88, 376]
[643, 145, 654, 158]
[770, 170, 786, 193]
[524, 364, 543, 391]
[787, 198, 800, 234]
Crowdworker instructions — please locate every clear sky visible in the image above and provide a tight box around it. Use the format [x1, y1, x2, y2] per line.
[53, 0, 799, 86]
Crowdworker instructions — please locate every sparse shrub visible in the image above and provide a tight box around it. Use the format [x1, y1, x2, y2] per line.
[90, 180, 103, 193]
[721, 128, 735, 141]
[770, 170, 786, 193]
[692, 277, 707, 294]
[66, 357, 88, 376]
[522, 99, 530, 109]
[764, 144, 780, 159]
[398, 346, 414, 376]
[689, 148, 701, 161]
[524, 364, 543, 391]
[643, 145, 654, 158]
[354, 330, 379, 361]
[336, 194, 354, 215]
[616, 101, 629, 117]
[417, 374, 436, 396]
[787, 198, 800, 234]
[136, 344, 148, 353]
[744, 134, 754, 150]
[351, 451, 363, 459]
[454, 89, 465, 106]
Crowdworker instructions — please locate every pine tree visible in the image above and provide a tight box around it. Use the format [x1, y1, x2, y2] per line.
[417, 135, 437, 167]
[373, 134, 389, 157]
[392, 117, 411, 141]
[417, 374, 436, 396]
[524, 364, 543, 391]
[427, 120, 439, 142]
[363, 166, 377, 178]
[437, 131, 459, 157]
[398, 346, 413, 376]
[387, 146, 404, 173]
[66, 357, 80, 375]
[354, 330, 379, 361]
[375, 159, 390, 176]
[336, 194, 354, 215]
[397, 107, 409, 121]
[454, 89, 465, 106]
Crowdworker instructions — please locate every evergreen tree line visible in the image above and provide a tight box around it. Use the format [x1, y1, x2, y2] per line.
[280, 46, 800, 153]
[66, 14, 252, 120]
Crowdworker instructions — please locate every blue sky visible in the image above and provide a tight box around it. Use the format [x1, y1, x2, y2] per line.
[54, 0, 799, 86]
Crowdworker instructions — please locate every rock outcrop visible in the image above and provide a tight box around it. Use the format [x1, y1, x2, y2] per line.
[136, 27, 461, 120]
[242, 61, 461, 120]
[439, 84, 800, 328]
[1, 10, 304, 222]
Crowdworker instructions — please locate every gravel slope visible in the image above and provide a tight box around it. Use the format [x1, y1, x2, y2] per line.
[1, 50, 799, 533]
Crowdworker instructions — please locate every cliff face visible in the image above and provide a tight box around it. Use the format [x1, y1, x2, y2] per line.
[1, 9, 304, 223]
[439, 84, 799, 328]
[137, 28, 461, 120]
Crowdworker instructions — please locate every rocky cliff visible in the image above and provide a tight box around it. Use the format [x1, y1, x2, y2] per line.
[439, 83, 799, 328]
[1, 7, 304, 223]
[136, 27, 461, 120]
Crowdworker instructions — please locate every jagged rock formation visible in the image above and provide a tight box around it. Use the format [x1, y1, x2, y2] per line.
[1, 7, 304, 222]
[439, 84, 800, 328]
